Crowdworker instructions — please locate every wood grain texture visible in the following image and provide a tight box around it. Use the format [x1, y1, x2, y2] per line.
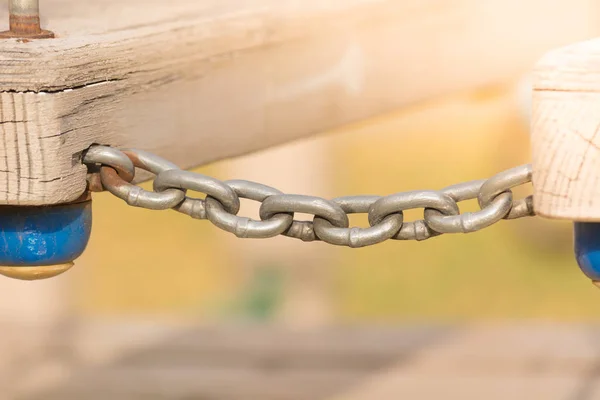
[532, 38, 600, 220]
[0, 0, 598, 205]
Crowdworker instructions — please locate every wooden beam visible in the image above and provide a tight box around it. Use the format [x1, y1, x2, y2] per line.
[532, 37, 600, 220]
[0, 0, 597, 205]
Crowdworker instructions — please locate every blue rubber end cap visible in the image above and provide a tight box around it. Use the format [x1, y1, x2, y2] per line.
[574, 222, 600, 283]
[0, 199, 92, 280]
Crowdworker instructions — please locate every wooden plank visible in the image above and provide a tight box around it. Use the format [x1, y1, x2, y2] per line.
[17, 323, 600, 400]
[339, 324, 600, 400]
[21, 324, 451, 399]
[532, 38, 600, 220]
[0, 0, 598, 205]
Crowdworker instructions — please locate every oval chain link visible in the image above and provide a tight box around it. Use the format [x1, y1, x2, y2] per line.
[478, 164, 535, 219]
[368, 190, 459, 241]
[154, 169, 240, 216]
[83, 146, 136, 192]
[423, 180, 514, 234]
[260, 194, 350, 242]
[83, 146, 536, 246]
[94, 148, 185, 210]
[313, 195, 404, 248]
[205, 180, 293, 239]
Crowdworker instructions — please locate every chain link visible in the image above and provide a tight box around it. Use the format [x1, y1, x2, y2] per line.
[206, 180, 293, 239]
[82, 146, 536, 248]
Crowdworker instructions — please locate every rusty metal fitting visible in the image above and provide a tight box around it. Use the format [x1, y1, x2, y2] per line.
[0, 0, 54, 39]
[83, 146, 137, 192]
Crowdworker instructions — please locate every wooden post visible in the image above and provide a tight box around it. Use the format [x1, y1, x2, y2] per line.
[532, 38, 600, 220]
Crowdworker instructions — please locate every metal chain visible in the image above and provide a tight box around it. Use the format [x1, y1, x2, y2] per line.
[82, 146, 535, 248]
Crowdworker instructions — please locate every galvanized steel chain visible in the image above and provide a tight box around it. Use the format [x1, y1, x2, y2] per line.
[83, 145, 535, 248]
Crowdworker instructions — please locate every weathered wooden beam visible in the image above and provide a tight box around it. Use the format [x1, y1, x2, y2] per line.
[0, 0, 597, 205]
[532, 38, 600, 220]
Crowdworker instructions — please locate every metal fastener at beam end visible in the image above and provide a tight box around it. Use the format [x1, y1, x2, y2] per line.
[0, 0, 54, 39]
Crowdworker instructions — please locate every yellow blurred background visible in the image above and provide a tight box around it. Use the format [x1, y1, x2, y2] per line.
[73, 82, 599, 322]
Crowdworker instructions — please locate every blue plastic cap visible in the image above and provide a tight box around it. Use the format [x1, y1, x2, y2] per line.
[0, 200, 92, 279]
[574, 222, 600, 282]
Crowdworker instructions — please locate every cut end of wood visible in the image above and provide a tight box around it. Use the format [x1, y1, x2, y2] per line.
[534, 37, 600, 92]
[532, 37, 600, 221]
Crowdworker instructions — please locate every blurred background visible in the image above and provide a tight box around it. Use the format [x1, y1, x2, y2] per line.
[3, 0, 600, 399]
